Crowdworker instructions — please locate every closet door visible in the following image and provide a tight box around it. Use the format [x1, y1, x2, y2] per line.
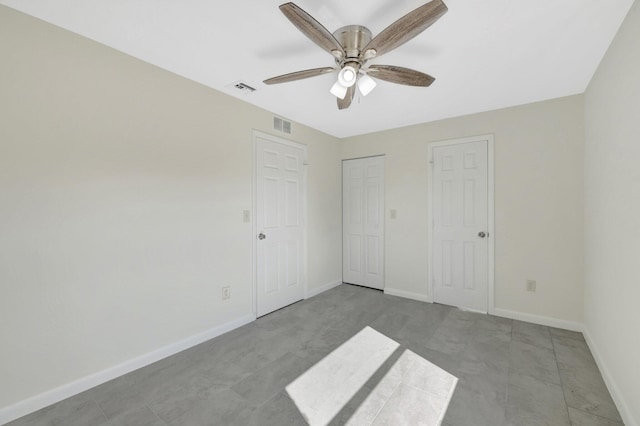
[343, 156, 385, 290]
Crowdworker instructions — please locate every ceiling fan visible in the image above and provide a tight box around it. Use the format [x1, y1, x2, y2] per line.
[264, 0, 448, 110]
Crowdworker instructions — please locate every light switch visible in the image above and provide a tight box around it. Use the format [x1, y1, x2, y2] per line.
[390, 209, 397, 220]
[243, 210, 251, 223]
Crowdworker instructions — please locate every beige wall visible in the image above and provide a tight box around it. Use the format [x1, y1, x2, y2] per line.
[584, 0, 640, 423]
[342, 95, 585, 324]
[0, 6, 341, 410]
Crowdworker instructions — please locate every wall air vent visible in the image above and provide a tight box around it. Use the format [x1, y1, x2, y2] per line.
[273, 116, 292, 134]
[227, 81, 256, 95]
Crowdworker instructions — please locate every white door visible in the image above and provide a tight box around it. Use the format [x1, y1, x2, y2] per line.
[431, 140, 489, 312]
[343, 156, 385, 290]
[255, 135, 305, 317]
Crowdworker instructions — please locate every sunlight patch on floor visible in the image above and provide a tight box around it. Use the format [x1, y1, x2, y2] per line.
[286, 327, 399, 425]
[286, 326, 458, 425]
[346, 349, 458, 425]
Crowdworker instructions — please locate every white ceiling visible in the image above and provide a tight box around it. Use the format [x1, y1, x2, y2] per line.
[1, 0, 634, 138]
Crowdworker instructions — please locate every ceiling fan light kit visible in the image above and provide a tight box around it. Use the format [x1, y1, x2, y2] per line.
[338, 66, 358, 88]
[330, 80, 349, 99]
[357, 74, 377, 97]
[264, 0, 448, 110]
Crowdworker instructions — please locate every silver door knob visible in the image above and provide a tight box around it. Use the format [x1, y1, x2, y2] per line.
[478, 232, 487, 238]
[258, 233, 266, 240]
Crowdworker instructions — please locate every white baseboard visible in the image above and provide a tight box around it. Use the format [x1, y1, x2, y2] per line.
[583, 328, 637, 426]
[306, 280, 342, 299]
[493, 308, 583, 332]
[384, 287, 431, 303]
[0, 314, 256, 426]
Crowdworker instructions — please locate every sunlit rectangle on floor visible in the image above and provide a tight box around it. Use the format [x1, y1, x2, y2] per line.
[346, 349, 458, 425]
[286, 327, 399, 426]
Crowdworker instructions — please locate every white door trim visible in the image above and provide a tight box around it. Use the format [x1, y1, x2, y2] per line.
[252, 130, 308, 318]
[427, 134, 495, 314]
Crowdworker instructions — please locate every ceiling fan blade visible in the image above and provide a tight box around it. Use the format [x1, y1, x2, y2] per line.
[362, 0, 448, 59]
[279, 3, 346, 59]
[264, 67, 335, 85]
[337, 85, 356, 110]
[367, 65, 435, 87]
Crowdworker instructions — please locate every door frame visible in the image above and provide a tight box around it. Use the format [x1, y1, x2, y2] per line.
[427, 134, 495, 314]
[252, 130, 308, 318]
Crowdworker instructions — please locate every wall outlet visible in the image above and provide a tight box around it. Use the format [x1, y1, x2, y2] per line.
[526, 280, 537, 292]
[222, 286, 231, 299]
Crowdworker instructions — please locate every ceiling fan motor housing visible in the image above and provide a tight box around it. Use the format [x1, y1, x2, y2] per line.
[333, 25, 372, 63]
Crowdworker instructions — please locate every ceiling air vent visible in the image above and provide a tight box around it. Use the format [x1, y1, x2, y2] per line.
[228, 81, 256, 95]
[274, 117, 292, 134]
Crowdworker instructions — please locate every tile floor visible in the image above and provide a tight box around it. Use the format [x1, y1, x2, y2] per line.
[7, 284, 623, 426]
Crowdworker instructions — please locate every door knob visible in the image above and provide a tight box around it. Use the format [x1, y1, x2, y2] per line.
[478, 231, 487, 238]
[258, 233, 266, 240]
